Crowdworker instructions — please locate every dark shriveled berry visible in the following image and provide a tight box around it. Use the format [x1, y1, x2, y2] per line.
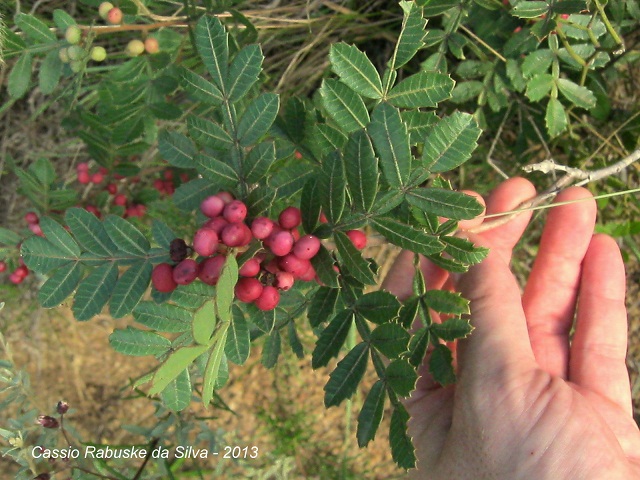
[170, 238, 189, 263]
[37, 416, 59, 429]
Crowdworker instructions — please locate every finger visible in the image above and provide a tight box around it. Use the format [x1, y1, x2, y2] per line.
[474, 177, 536, 264]
[522, 187, 597, 378]
[570, 234, 631, 416]
[455, 235, 536, 385]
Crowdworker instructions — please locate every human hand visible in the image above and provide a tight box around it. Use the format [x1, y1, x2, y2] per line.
[382, 178, 640, 479]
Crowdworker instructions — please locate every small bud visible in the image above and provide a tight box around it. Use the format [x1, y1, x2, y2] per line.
[65, 25, 82, 45]
[37, 415, 59, 429]
[58, 47, 70, 63]
[56, 400, 69, 414]
[90, 46, 107, 62]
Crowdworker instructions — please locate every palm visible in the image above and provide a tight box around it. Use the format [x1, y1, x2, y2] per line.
[383, 178, 640, 479]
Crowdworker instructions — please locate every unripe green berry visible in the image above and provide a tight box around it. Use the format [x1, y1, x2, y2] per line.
[58, 48, 70, 63]
[67, 45, 84, 61]
[98, 2, 115, 19]
[90, 46, 107, 62]
[125, 39, 145, 57]
[70, 60, 84, 73]
[106, 7, 123, 25]
[65, 25, 82, 45]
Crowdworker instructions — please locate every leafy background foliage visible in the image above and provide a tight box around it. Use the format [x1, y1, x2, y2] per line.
[0, 0, 639, 478]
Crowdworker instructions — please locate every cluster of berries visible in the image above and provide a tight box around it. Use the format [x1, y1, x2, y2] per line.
[152, 192, 367, 311]
[99, 2, 160, 57]
[2, 256, 30, 285]
[58, 24, 107, 72]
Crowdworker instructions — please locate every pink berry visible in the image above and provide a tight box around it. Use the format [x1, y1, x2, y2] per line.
[77, 171, 91, 184]
[346, 230, 367, 250]
[278, 206, 301, 229]
[9, 272, 23, 284]
[200, 195, 225, 218]
[251, 217, 274, 240]
[290, 228, 300, 241]
[164, 170, 173, 180]
[172, 259, 199, 285]
[151, 263, 177, 293]
[114, 194, 127, 206]
[106, 183, 117, 195]
[238, 257, 261, 277]
[298, 262, 316, 282]
[24, 212, 39, 224]
[263, 258, 281, 274]
[217, 191, 234, 204]
[106, 7, 122, 25]
[292, 235, 321, 260]
[221, 222, 251, 247]
[15, 265, 29, 278]
[274, 271, 294, 291]
[267, 230, 294, 257]
[29, 223, 44, 237]
[0, 261, 6, 273]
[154, 179, 165, 192]
[254, 285, 280, 311]
[198, 255, 226, 285]
[235, 277, 264, 303]
[278, 254, 311, 277]
[77, 162, 89, 172]
[193, 228, 219, 257]
[223, 200, 247, 223]
[91, 172, 104, 184]
[204, 216, 229, 236]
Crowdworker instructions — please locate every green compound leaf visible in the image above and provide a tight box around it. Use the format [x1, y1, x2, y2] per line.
[227, 44, 264, 103]
[393, 1, 427, 69]
[320, 79, 370, 133]
[149, 344, 210, 396]
[262, 330, 281, 369]
[109, 261, 152, 318]
[39, 217, 80, 258]
[0, 227, 21, 246]
[311, 245, 340, 288]
[344, 130, 379, 213]
[387, 72, 454, 108]
[310, 123, 348, 159]
[556, 78, 597, 109]
[370, 217, 443, 256]
[354, 291, 402, 325]
[225, 306, 250, 365]
[423, 289, 469, 315]
[419, 112, 481, 175]
[441, 236, 489, 265]
[8, 53, 33, 100]
[511, 1, 549, 18]
[178, 67, 223, 106]
[193, 300, 217, 345]
[335, 231, 375, 285]
[389, 404, 416, 470]
[319, 151, 347, 224]
[53, 9, 76, 30]
[525, 73, 554, 102]
[103, 215, 150, 256]
[21, 236, 73, 274]
[161, 368, 192, 411]
[15, 13, 56, 43]
[134, 302, 192, 332]
[408, 326, 430, 367]
[288, 322, 305, 359]
[72, 262, 118, 321]
[406, 188, 485, 220]
[151, 221, 177, 250]
[312, 309, 354, 369]
[308, 287, 340, 328]
[244, 141, 275, 184]
[402, 110, 438, 145]
[431, 317, 473, 342]
[371, 323, 410, 359]
[368, 103, 411, 189]
[172, 178, 220, 212]
[38, 262, 82, 308]
[158, 130, 197, 169]
[39, 49, 63, 95]
[65, 208, 117, 256]
[324, 342, 369, 407]
[203, 330, 229, 405]
[109, 327, 172, 357]
[195, 153, 239, 187]
[522, 50, 554, 79]
[215, 254, 238, 324]
[357, 380, 386, 447]
[546, 97, 568, 137]
[187, 115, 233, 151]
[237, 93, 280, 147]
[386, 359, 418, 397]
[330, 43, 383, 99]
[171, 281, 216, 309]
[429, 343, 456, 386]
[195, 16, 228, 92]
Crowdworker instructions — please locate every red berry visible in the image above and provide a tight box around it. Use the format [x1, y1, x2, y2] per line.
[293, 235, 320, 260]
[77, 171, 91, 184]
[200, 195, 225, 218]
[91, 172, 104, 184]
[290, 228, 300, 241]
[77, 162, 89, 172]
[235, 277, 264, 303]
[217, 191, 234, 204]
[267, 230, 294, 257]
[9, 273, 23, 284]
[223, 200, 247, 223]
[153, 179, 165, 192]
[319, 212, 328, 223]
[560, 13, 569, 19]
[279, 254, 311, 277]
[114, 194, 127, 206]
[193, 228, 219, 257]
[106, 183, 118, 195]
[106, 7, 122, 25]
[254, 285, 280, 311]
[163, 180, 175, 195]
[238, 257, 261, 277]
[263, 258, 281, 274]
[0, 261, 6, 272]
[163, 170, 173, 180]
[221, 222, 251, 247]
[15, 265, 29, 278]
[204, 217, 229, 236]
[85, 205, 101, 217]
[298, 262, 316, 282]
[24, 212, 39, 224]
[251, 217, 274, 240]
[144, 37, 160, 55]
[278, 206, 301, 229]
[172, 259, 199, 285]
[151, 263, 177, 293]
[274, 271, 294, 291]
[198, 255, 226, 285]
[346, 230, 367, 250]
[294, 151, 303, 159]
[98, 167, 108, 175]
[29, 223, 44, 237]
